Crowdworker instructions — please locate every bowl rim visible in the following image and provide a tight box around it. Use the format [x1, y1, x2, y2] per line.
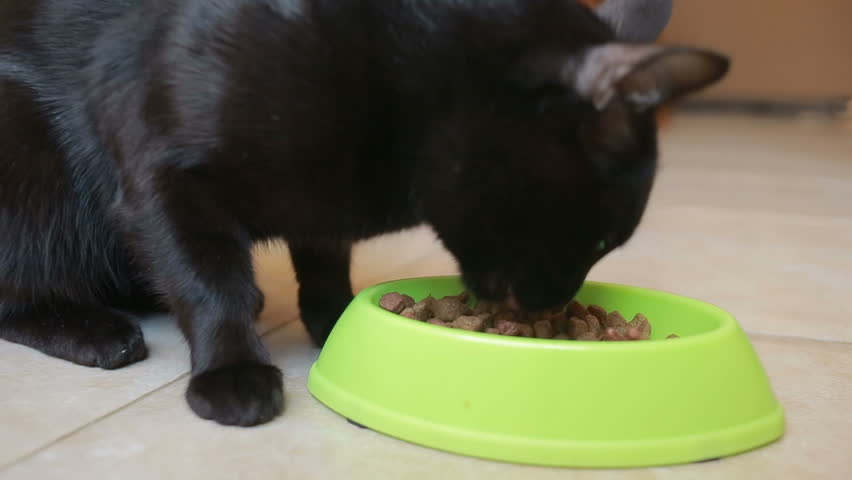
[356, 275, 738, 347]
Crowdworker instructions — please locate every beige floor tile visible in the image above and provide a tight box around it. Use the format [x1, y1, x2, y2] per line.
[651, 168, 852, 219]
[591, 113, 852, 342]
[0, 314, 188, 468]
[255, 226, 451, 309]
[351, 226, 450, 288]
[646, 335, 852, 480]
[0, 233, 445, 470]
[0, 248, 295, 469]
[363, 247, 459, 285]
[587, 205, 852, 342]
[4, 324, 849, 480]
[659, 115, 852, 178]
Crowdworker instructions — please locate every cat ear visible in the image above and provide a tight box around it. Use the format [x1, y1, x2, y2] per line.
[570, 44, 730, 111]
[595, 0, 673, 43]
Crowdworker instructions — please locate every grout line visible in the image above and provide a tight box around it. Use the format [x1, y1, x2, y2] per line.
[745, 331, 852, 346]
[0, 245, 449, 471]
[259, 315, 301, 338]
[11, 281, 842, 471]
[0, 316, 300, 473]
[0, 251, 426, 473]
[2, 322, 846, 471]
[0, 376, 187, 471]
[644, 203, 852, 227]
[676, 97, 851, 118]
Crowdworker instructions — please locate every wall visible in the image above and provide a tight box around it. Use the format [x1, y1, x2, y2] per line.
[661, 0, 852, 100]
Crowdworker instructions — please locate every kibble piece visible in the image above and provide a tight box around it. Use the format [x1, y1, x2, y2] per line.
[587, 304, 608, 323]
[451, 315, 486, 332]
[602, 326, 645, 341]
[493, 318, 512, 331]
[584, 314, 602, 336]
[666, 334, 680, 339]
[493, 310, 518, 325]
[446, 291, 471, 303]
[496, 320, 524, 336]
[568, 316, 590, 338]
[552, 314, 570, 334]
[381, 291, 670, 341]
[524, 310, 552, 324]
[432, 296, 471, 321]
[604, 311, 629, 332]
[419, 295, 437, 310]
[517, 323, 535, 337]
[426, 318, 451, 327]
[603, 327, 628, 341]
[379, 292, 416, 313]
[473, 300, 492, 315]
[415, 300, 437, 319]
[533, 320, 553, 339]
[630, 314, 652, 340]
[473, 299, 502, 315]
[626, 327, 642, 340]
[400, 301, 432, 321]
[475, 312, 494, 328]
[576, 331, 601, 341]
[567, 300, 589, 319]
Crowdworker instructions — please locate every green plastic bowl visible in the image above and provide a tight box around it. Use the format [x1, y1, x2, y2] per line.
[307, 276, 784, 468]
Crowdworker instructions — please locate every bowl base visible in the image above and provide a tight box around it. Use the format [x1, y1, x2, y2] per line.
[308, 364, 785, 468]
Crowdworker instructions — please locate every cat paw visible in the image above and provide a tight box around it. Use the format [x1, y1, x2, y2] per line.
[0, 304, 148, 369]
[186, 363, 283, 426]
[72, 314, 148, 369]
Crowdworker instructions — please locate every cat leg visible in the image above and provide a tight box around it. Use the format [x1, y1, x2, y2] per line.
[122, 173, 281, 426]
[0, 76, 148, 370]
[289, 240, 354, 347]
[0, 301, 147, 369]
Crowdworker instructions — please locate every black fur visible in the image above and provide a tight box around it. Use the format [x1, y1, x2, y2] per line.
[0, 0, 724, 426]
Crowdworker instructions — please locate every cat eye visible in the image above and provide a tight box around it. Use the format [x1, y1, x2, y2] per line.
[595, 240, 607, 252]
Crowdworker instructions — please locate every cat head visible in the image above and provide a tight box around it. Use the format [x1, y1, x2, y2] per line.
[419, 0, 728, 310]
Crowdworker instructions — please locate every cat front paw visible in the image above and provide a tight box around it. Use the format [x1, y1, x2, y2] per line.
[186, 363, 283, 426]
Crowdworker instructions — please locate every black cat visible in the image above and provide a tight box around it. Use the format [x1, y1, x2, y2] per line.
[0, 0, 728, 426]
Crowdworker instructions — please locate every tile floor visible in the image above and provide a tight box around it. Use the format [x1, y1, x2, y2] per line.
[1, 113, 851, 479]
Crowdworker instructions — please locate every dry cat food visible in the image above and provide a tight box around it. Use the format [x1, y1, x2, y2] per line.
[379, 291, 679, 341]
